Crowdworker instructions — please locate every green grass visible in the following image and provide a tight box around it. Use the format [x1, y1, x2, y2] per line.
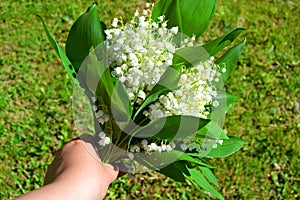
[1, 0, 299, 199]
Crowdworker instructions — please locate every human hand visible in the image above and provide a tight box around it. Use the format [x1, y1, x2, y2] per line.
[16, 139, 119, 200]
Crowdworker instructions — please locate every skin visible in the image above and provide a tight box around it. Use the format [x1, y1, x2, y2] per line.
[16, 139, 119, 200]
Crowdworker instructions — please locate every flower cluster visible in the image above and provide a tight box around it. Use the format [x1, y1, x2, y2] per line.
[96, 7, 224, 151]
[180, 137, 224, 151]
[91, 97, 111, 147]
[144, 57, 221, 120]
[91, 96, 110, 125]
[105, 9, 194, 101]
[129, 139, 176, 153]
[98, 131, 110, 146]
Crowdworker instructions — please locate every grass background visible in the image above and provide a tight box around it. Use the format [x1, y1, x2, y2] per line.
[0, 0, 299, 199]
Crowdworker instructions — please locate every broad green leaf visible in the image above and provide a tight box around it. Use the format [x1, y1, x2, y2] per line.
[132, 116, 210, 141]
[84, 51, 104, 93]
[111, 80, 132, 122]
[84, 50, 113, 100]
[144, 150, 213, 168]
[158, 161, 189, 182]
[152, 0, 182, 31]
[159, 163, 186, 182]
[208, 91, 239, 121]
[66, 4, 106, 71]
[152, 0, 173, 18]
[207, 136, 245, 158]
[196, 121, 229, 140]
[173, 29, 245, 68]
[185, 167, 224, 200]
[152, 0, 218, 38]
[150, 63, 183, 94]
[134, 151, 185, 171]
[133, 88, 169, 120]
[178, 152, 213, 168]
[134, 150, 211, 180]
[200, 167, 219, 187]
[85, 50, 131, 123]
[216, 39, 246, 81]
[134, 64, 183, 119]
[173, 45, 211, 67]
[36, 14, 80, 86]
[202, 28, 246, 56]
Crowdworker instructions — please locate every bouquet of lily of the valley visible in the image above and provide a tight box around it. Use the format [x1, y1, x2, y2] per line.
[38, 1, 246, 199]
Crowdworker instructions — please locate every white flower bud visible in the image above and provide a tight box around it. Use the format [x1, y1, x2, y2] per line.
[158, 16, 164, 22]
[112, 18, 119, 27]
[141, 139, 148, 146]
[180, 143, 188, 151]
[99, 132, 106, 139]
[213, 100, 219, 107]
[170, 27, 178, 34]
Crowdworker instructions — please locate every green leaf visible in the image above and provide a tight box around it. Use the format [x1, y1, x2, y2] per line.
[185, 167, 224, 200]
[84, 50, 131, 123]
[216, 39, 246, 81]
[133, 116, 210, 141]
[66, 4, 106, 71]
[145, 150, 213, 168]
[152, 0, 182, 30]
[84, 49, 113, 98]
[111, 80, 132, 122]
[36, 14, 80, 86]
[158, 161, 189, 182]
[134, 150, 212, 179]
[200, 167, 219, 188]
[196, 121, 229, 140]
[208, 91, 239, 122]
[221, 92, 239, 112]
[150, 63, 183, 94]
[202, 28, 246, 56]
[178, 152, 213, 168]
[172, 28, 245, 68]
[133, 88, 169, 120]
[173, 45, 211, 67]
[134, 150, 185, 171]
[152, 0, 218, 38]
[134, 64, 183, 119]
[207, 136, 245, 158]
